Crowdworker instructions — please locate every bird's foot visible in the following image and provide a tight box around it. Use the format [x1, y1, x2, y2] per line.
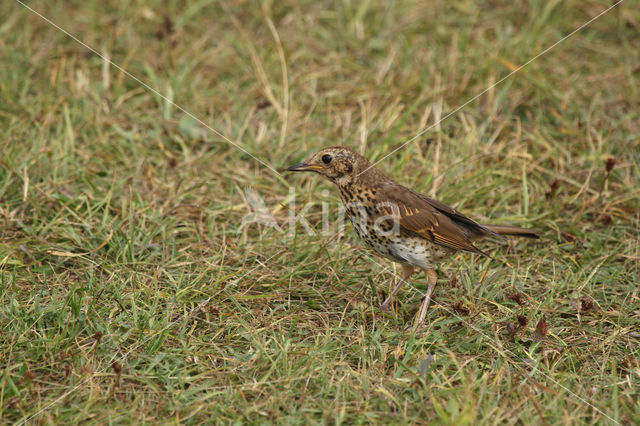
[404, 319, 428, 332]
[380, 294, 395, 312]
[412, 318, 428, 331]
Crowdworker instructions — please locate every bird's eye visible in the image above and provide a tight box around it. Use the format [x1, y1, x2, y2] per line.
[322, 154, 332, 164]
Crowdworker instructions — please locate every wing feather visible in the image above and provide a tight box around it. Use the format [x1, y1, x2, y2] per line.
[377, 183, 488, 255]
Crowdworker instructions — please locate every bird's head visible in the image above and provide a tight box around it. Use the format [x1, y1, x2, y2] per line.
[286, 146, 374, 186]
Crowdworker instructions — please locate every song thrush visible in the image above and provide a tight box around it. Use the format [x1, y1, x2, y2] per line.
[287, 146, 539, 327]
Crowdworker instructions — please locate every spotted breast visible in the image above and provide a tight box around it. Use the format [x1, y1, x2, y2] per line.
[338, 183, 454, 270]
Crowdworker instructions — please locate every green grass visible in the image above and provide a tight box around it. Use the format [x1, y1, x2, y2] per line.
[1, 0, 639, 423]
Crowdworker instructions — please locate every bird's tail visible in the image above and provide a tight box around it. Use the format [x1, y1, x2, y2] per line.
[481, 224, 540, 239]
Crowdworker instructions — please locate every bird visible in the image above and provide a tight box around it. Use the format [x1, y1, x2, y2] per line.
[287, 146, 539, 328]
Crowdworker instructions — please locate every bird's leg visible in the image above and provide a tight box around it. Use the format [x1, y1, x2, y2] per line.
[380, 264, 415, 312]
[414, 268, 438, 328]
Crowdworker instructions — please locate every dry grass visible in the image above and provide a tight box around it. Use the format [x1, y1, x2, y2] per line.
[1, 0, 639, 423]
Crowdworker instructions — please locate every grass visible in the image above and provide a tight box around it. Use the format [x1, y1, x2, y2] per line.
[1, 0, 639, 423]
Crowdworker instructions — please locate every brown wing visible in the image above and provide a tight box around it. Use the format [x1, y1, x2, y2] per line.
[377, 183, 491, 255]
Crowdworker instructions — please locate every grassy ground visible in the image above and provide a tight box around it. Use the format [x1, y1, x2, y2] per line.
[1, 0, 639, 423]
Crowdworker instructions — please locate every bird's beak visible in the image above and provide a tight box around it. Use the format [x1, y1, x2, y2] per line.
[286, 162, 323, 172]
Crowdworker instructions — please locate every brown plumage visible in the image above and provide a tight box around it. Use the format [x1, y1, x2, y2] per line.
[287, 146, 539, 327]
